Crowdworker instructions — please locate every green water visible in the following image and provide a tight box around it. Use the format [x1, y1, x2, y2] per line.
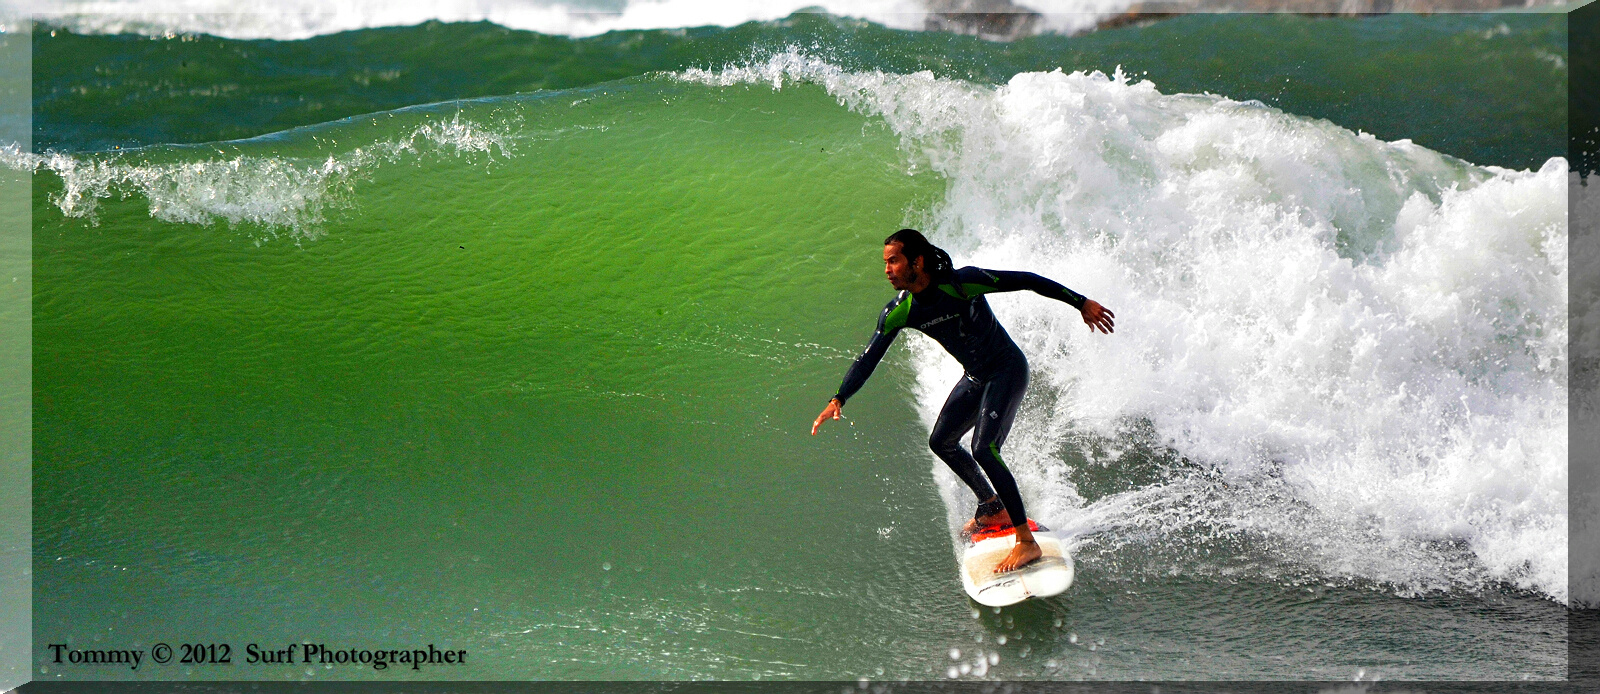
[34, 12, 1567, 170]
[27, 11, 1573, 682]
[33, 82, 959, 680]
[31, 75, 1568, 680]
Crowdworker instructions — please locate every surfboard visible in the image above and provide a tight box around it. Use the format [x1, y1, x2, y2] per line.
[960, 519, 1074, 607]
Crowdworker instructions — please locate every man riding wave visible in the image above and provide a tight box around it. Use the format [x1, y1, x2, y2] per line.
[812, 229, 1115, 573]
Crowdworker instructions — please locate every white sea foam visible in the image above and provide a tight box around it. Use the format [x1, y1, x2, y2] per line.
[3, 112, 513, 239]
[12, 0, 1132, 40]
[685, 54, 1571, 602]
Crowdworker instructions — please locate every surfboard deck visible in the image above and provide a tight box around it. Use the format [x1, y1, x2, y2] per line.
[960, 519, 1074, 607]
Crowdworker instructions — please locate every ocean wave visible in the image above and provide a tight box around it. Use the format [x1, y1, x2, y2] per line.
[685, 53, 1571, 603]
[6, 112, 514, 239]
[21, 46, 1574, 603]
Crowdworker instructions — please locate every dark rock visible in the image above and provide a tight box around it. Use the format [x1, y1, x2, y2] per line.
[923, 0, 1044, 41]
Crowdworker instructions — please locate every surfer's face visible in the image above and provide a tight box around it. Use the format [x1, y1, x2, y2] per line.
[884, 242, 924, 291]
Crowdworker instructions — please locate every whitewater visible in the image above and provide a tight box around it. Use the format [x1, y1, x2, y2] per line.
[21, 19, 1580, 673]
[18, 50, 1574, 601]
[679, 53, 1570, 604]
[18, 52, 1572, 607]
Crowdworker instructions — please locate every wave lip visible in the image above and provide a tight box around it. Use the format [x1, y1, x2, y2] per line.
[689, 53, 1571, 603]
[8, 112, 515, 238]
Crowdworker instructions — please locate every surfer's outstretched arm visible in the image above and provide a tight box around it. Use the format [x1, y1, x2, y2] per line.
[813, 292, 908, 435]
[964, 268, 1115, 334]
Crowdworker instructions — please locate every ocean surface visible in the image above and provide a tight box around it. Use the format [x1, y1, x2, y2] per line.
[23, 8, 1572, 681]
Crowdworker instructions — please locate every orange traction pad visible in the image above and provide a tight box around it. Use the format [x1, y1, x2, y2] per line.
[969, 518, 1042, 543]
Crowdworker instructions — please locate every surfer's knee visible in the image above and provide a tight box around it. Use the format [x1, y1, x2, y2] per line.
[970, 439, 998, 465]
[974, 443, 1016, 480]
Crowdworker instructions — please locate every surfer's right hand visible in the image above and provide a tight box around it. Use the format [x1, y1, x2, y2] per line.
[1081, 299, 1115, 334]
[811, 399, 843, 435]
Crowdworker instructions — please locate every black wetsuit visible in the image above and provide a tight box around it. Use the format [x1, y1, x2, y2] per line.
[832, 266, 1087, 526]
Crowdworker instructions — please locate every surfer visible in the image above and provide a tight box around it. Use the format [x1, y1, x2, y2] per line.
[811, 229, 1114, 572]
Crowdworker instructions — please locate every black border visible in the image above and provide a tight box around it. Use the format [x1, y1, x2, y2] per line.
[13, 682, 1600, 694]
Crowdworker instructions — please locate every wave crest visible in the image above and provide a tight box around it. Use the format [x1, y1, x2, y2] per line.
[8, 113, 514, 240]
[696, 52, 1571, 603]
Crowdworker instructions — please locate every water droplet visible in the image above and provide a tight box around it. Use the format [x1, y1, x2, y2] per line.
[602, 562, 611, 571]
[988, 652, 1000, 665]
[970, 609, 981, 619]
[1069, 633, 1078, 644]
[949, 648, 961, 660]
[996, 635, 1008, 645]
[1045, 659, 1059, 669]
[959, 663, 971, 675]
[945, 666, 959, 679]
[1053, 618, 1062, 628]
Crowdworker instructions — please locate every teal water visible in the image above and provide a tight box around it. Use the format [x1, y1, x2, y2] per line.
[27, 12, 1570, 682]
[34, 11, 1566, 169]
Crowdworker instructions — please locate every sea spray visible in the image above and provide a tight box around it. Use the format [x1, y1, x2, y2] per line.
[27, 52, 1572, 677]
[8, 112, 515, 239]
[683, 54, 1570, 602]
[936, 74, 1567, 602]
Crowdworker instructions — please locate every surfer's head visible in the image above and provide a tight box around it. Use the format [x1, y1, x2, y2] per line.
[883, 228, 953, 292]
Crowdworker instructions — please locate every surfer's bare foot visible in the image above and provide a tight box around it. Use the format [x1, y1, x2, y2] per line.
[995, 539, 1041, 573]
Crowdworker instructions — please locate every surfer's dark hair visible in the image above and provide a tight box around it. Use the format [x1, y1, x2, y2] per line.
[884, 228, 955, 285]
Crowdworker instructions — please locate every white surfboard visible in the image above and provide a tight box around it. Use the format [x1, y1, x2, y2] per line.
[960, 520, 1074, 607]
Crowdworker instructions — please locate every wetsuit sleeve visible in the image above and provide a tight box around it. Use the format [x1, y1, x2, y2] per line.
[832, 293, 909, 405]
[963, 267, 1087, 309]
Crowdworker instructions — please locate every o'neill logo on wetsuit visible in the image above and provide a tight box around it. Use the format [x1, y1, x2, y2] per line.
[921, 314, 958, 330]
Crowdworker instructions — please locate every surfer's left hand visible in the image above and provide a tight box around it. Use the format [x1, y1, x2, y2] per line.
[1081, 299, 1115, 334]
